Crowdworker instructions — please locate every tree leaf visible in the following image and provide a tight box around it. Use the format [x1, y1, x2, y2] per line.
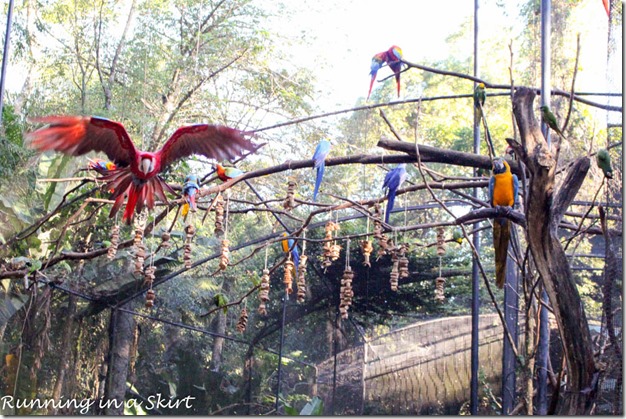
[300, 397, 323, 415]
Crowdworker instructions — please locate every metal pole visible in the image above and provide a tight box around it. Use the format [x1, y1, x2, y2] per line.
[331, 313, 338, 415]
[537, 289, 550, 414]
[274, 293, 288, 414]
[540, 0, 551, 146]
[537, 0, 551, 413]
[470, 0, 480, 415]
[0, 0, 15, 124]
[501, 253, 519, 414]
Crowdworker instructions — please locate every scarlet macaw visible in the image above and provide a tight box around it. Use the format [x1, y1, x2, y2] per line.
[88, 157, 117, 174]
[540, 105, 565, 139]
[382, 163, 407, 224]
[474, 83, 486, 128]
[596, 148, 613, 179]
[489, 157, 519, 289]
[312, 139, 331, 202]
[26, 116, 255, 224]
[182, 174, 200, 218]
[367, 45, 403, 100]
[215, 163, 244, 182]
[281, 232, 299, 276]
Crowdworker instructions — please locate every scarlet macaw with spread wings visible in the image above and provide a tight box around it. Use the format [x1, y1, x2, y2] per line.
[26, 116, 256, 223]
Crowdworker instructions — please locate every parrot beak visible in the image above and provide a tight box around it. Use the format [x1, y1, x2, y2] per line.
[140, 157, 154, 175]
[492, 159, 505, 173]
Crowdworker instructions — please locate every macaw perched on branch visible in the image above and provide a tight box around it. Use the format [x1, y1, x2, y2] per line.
[540, 105, 565, 139]
[26, 115, 256, 224]
[88, 158, 117, 174]
[489, 157, 519, 289]
[596, 148, 613, 179]
[182, 174, 200, 218]
[473, 82, 486, 128]
[382, 163, 407, 224]
[281, 232, 299, 276]
[215, 163, 245, 182]
[367, 45, 403, 100]
[452, 228, 464, 245]
[312, 139, 331, 202]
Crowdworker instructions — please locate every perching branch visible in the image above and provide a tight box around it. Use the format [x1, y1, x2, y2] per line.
[455, 207, 527, 228]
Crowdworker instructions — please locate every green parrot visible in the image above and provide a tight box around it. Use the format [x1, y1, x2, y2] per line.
[474, 83, 486, 128]
[540, 105, 565, 138]
[596, 148, 613, 179]
[452, 228, 464, 245]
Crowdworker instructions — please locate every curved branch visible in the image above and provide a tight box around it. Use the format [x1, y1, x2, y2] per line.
[455, 207, 527, 228]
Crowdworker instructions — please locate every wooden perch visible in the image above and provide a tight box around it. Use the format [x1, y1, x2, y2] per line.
[455, 207, 526, 228]
[376, 136, 524, 176]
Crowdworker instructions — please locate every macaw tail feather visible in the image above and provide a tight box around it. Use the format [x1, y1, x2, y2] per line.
[395, 73, 401, 97]
[367, 74, 377, 101]
[493, 218, 511, 289]
[123, 183, 141, 224]
[385, 187, 397, 224]
[313, 163, 325, 202]
[291, 248, 300, 277]
[182, 202, 190, 218]
[474, 105, 482, 128]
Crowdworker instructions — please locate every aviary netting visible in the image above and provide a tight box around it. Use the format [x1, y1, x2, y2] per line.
[0, 35, 622, 415]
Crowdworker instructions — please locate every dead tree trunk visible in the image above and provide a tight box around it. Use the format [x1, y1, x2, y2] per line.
[209, 278, 232, 372]
[511, 87, 596, 414]
[49, 294, 77, 414]
[102, 306, 136, 415]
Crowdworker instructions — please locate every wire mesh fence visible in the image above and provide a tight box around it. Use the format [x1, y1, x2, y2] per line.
[316, 313, 506, 415]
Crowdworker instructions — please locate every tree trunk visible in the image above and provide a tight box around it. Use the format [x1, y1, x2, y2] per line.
[209, 278, 231, 372]
[102, 306, 136, 415]
[512, 87, 596, 414]
[49, 294, 77, 414]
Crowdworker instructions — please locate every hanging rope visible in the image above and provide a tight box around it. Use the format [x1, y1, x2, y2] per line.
[296, 229, 308, 303]
[339, 238, 354, 319]
[258, 243, 271, 315]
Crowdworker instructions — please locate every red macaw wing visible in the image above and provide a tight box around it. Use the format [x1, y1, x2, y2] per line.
[26, 115, 138, 166]
[157, 124, 256, 169]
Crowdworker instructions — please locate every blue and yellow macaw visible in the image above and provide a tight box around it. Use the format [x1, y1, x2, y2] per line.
[312, 139, 331, 202]
[367, 45, 403, 100]
[182, 174, 199, 218]
[281, 232, 299, 276]
[216, 163, 244, 182]
[382, 163, 407, 224]
[489, 157, 519, 289]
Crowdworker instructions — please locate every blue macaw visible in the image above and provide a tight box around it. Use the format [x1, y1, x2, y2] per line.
[182, 174, 199, 217]
[281, 232, 299, 276]
[382, 163, 407, 224]
[489, 157, 519, 289]
[312, 139, 331, 201]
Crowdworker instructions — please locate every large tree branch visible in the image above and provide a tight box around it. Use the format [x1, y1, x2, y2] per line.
[551, 157, 591, 228]
[512, 87, 596, 415]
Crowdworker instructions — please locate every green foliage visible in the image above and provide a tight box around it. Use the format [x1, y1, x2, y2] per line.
[283, 395, 324, 415]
